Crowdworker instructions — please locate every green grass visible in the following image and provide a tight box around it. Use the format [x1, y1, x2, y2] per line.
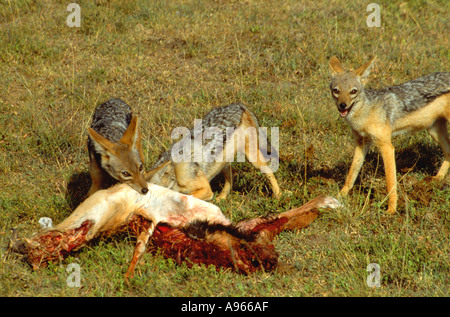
[0, 0, 449, 297]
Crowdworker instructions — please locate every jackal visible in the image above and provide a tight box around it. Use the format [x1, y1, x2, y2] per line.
[87, 98, 148, 196]
[146, 103, 281, 200]
[329, 56, 449, 213]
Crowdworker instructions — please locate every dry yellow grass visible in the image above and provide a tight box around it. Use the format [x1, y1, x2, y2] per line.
[0, 0, 448, 297]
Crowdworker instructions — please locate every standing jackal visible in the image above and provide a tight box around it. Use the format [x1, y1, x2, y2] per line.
[146, 103, 281, 200]
[329, 56, 449, 213]
[88, 98, 148, 196]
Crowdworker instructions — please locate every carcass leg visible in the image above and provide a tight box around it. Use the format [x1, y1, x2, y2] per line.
[124, 219, 155, 282]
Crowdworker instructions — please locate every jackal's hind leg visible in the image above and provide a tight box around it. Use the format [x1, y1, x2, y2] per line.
[245, 148, 281, 198]
[427, 118, 450, 180]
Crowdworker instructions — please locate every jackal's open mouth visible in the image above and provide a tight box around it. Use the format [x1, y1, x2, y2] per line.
[338, 103, 354, 118]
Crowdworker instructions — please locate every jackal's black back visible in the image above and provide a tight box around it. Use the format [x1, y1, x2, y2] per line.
[367, 72, 450, 114]
[89, 98, 132, 143]
[152, 103, 256, 167]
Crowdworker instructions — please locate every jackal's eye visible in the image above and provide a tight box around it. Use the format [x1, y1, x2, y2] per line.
[350, 88, 358, 95]
[122, 171, 131, 177]
[332, 88, 340, 94]
[139, 163, 144, 171]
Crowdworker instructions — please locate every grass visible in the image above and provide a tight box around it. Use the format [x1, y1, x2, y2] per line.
[0, 0, 449, 297]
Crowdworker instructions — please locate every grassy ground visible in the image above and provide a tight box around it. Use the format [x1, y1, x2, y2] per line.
[0, 0, 449, 297]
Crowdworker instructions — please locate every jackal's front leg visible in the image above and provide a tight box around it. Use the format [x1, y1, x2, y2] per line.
[341, 135, 370, 195]
[376, 139, 397, 214]
[88, 154, 109, 197]
[216, 164, 233, 200]
[174, 162, 214, 200]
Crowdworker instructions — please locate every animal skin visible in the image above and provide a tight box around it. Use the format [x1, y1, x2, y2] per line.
[10, 183, 340, 279]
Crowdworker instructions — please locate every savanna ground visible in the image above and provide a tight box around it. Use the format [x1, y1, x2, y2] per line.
[0, 0, 449, 297]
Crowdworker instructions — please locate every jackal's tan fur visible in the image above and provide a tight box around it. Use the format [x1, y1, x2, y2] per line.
[329, 56, 449, 213]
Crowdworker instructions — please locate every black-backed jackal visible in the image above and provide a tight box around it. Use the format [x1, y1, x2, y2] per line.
[87, 98, 148, 196]
[146, 103, 281, 200]
[329, 56, 449, 213]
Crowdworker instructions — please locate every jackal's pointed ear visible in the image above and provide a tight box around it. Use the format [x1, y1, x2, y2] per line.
[355, 56, 376, 82]
[144, 161, 171, 181]
[120, 114, 140, 147]
[88, 128, 117, 156]
[329, 56, 344, 75]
